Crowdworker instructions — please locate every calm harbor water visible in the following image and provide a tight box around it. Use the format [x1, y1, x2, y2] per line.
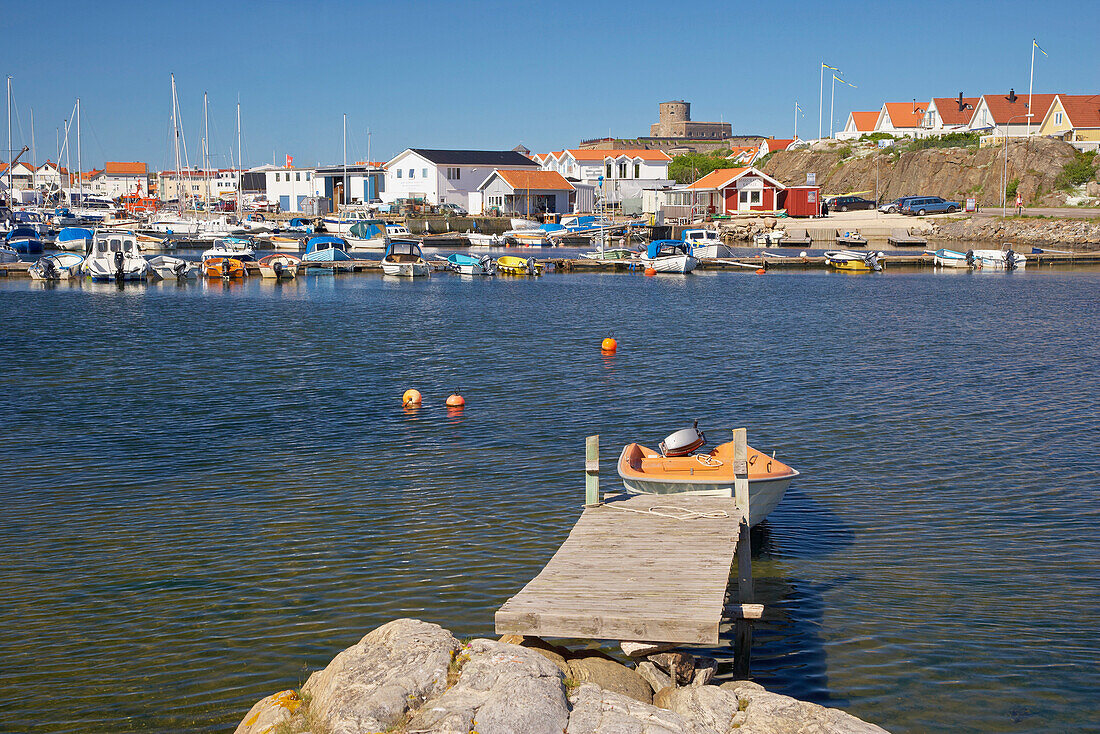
[1, 265, 1098, 732]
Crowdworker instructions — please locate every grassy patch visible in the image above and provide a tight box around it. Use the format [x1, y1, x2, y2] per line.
[902, 132, 981, 152]
[563, 676, 580, 696]
[1005, 178, 1020, 197]
[834, 145, 852, 159]
[1054, 151, 1098, 190]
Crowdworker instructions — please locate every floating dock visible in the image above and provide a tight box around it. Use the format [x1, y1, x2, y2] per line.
[496, 433, 760, 670]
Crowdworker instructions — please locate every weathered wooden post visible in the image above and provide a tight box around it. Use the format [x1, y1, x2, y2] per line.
[585, 435, 600, 506]
[732, 427, 754, 677]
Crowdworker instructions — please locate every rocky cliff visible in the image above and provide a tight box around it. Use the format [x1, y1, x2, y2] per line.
[234, 618, 889, 734]
[761, 138, 1082, 207]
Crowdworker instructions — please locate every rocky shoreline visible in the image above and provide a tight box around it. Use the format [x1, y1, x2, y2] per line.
[235, 618, 887, 734]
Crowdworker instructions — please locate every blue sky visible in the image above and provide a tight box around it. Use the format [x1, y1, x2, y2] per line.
[4, 0, 1097, 170]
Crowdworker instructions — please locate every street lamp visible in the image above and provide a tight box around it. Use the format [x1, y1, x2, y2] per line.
[1002, 112, 1033, 216]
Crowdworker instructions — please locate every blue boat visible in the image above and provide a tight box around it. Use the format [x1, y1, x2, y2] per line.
[303, 235, 352, 262]
[4, 227, 44, 254]
[445, 252, 495, 275]
[56, 227, 94, 253]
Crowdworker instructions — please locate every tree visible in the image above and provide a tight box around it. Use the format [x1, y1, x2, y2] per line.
[668, 151, 734, 184]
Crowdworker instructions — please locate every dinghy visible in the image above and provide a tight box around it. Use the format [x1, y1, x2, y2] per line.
[54, 227, 94, 252]
[444, 253, 495, 275]
[824, 250, 882, 272]
[616, 424, 800, 526]
[931, 248, 973, 268]
[381, 240, 430, 277]
[29, 253, 84, 280]
[970, 246, 1026, 270]
[270, 235, 304, 251]
[639, 240, 697, 273]
[581, 247, 635, 260]
[466, 231, 505, 248]
[258, 253, 300, 279]
[84, 231, 149, 281]
[496, 255, 542, 275]
[203, 257, 246, 279]
[148, 255, 198, 280]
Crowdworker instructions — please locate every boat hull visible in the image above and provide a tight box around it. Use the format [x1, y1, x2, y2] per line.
[381, 261, 430, 277]
[204, 257, 246, 279]
[640, 254, 697, 273]
[619, 474, 796, 527]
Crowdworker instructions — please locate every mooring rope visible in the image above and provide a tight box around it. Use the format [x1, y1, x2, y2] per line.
[601, 503, 730, 521]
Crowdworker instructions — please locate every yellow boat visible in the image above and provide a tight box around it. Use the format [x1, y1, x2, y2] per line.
[497, 255, 543, 275]
[824, 250, 881, 272]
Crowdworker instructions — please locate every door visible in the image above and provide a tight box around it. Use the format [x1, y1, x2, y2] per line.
[279, 195, 290, 211]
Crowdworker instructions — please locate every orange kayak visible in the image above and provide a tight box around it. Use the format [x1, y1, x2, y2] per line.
[204, 257, 246, 279]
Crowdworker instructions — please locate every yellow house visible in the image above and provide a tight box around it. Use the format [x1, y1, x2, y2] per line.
[1038, 94, 1100, 149]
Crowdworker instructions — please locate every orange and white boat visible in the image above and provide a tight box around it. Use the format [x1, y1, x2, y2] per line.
[617, 424, 799, 526]
[204, 257, 246, 279]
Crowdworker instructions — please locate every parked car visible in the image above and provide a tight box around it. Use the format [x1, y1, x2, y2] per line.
[439, 202, 468, 216]
[825, 195, 876, 212]
[900, 196, 960, 216]
[879, 196, 920, 214]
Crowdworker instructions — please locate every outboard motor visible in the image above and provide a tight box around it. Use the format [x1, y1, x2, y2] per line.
[659, 420, 707, 458]
[1004, 248, 1017, 271]
[965, 249, 976, 268]
[40, 257, 58, 280]
[222, 258, 231, 278]
[525, 257, 536, 275]
[273, 261, 285, 277]
[864, 252, 880, 271]
[479, 254, 494, 274]
[113, 249, 125, 280]
[173, 260, 187, 278]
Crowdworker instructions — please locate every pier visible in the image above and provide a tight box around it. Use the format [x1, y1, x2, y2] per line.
[496, 432, 761, 670]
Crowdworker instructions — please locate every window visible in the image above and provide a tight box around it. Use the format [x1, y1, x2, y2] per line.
[1055, 112, 1063, 125]
[295, 172, 300, 181]
[750, 190, 761, 205]
[422, 168, 428, 178]
[397, 169, 402, 178]
[618, 163, 627, 178]
[305, 172, 310, 181]
[605, 163, 612, 178]
[634, 163, 640, 179]
[446, 167, 461, 180]
[274, 173, 280, 182]
[409, 169, 415, 179]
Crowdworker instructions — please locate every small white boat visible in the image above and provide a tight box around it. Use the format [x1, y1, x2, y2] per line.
[503, 228, 552, 247]
[381, 240, 430, 277]
[148, 255, 198, 280]
[84, 231, 149, 281]
[510, 217, 540, 230]
[682, 228, 727, 258]
[29, 253, 85, 280]
[970, 246, 1026, 270]
[345, 219, 389, 251]
[640, 240, 697, 273]
[201, 237, 256, 263]
[466, 231, 505, 248]
[931, 248, 972, 268]
[616, 424, 800, 527]
[258, 253, 300, 279]
[444, 252, 495, 275]
[753, 230, 785, 248]
[322, 209, 380, 235]
[0, 243, 19, 264]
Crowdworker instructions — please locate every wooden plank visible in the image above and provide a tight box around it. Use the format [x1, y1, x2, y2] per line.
[585, 435, 599, 507]
[495, 492, 743, 645]
[731, 427, 755, 676]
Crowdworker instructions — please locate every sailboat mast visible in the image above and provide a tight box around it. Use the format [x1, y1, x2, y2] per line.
[342, 113, 347, 214]
[76, 98, 82, 210]
[236, 100, 241, 215]
[171, 74, 183, 215]
[6, 76, 11, 196]
[30, 108, 36, 193]
[203, 91, 210, 208]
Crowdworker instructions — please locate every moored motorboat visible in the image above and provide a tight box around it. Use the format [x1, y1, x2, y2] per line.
[616, 424, 800, 526]
[148, 255, 198, 280]
[202, 236, 256, 263]
[683, 228, 728, 257]
[29, 253, 85, 280]
[270, 235, 304, 251]
[496, 255, 542, 275]
[258, 253, 300, 279]
[970, 245, 1026, 270]
[639, 240, 697, 273]
[581, 247, 635, 260]
[204, 257, 246, 279]
[503, 227, 552, 247]
[824, 250, 882, 272]
[0, 243, 20, 264]
[84, 231, 149, 281]
[302, 235, 352, 262]
[4, 227, 45, 254]
[55, 227, 94, 252]
[444, 252, 495, 275]
[345, 220, 388, 251]
[466, 231, 505, 248]
[931, 248, 972, 268]
[381, 240, 430, 277]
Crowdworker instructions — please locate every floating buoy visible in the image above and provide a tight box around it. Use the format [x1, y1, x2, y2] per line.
[644, 267, 657, 277]
[601, 337, 617, 353]
[445, 393, 465, 408]
[402, 389, 422, 406]
[755, 268, 767, 275]
[799, 251, 808, 258]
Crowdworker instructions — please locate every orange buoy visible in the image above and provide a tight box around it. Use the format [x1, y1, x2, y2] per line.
[644, 267, 657, 277]
[601, 337, 617, 353]
[445, 393, 465, 408]
[756, 267, 767, 275]
[402, 389, 422, 406]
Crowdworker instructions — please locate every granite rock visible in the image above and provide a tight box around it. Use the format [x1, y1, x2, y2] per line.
[568, 653, 654, 704]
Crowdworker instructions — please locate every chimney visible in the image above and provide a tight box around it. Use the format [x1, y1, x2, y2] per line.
[1008, 89, 1017, 103]
[958, 92, 965, 111]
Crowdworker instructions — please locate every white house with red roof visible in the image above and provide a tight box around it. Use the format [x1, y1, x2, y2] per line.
[679, 166, 786, 215]
[474, 169, 575, 215]
[922, 94, 980, 133]
[382, 148, 540, 209]
[874, 102, 927, 137]
[85, 161, 149, 198]
[968, 90, 1058, 138]
[756, 138, 797, 157]
[837, 111, 880, 140]
[537, 148, 672, 204]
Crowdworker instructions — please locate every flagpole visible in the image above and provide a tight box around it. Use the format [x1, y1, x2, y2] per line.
[794, 101, 797, 139]
[818, 64, 824, 141]
[830, 75, 837, 139]
[1027, 39, 1036, 136]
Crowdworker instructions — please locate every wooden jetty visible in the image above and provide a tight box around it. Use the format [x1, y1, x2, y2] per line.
[496, 433, 760, 667]
[887, 228, 928, 246]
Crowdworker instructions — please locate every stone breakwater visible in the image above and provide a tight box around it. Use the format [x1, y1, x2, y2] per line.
[927, 217, 1100, 248]
[234, 619, 888, 734]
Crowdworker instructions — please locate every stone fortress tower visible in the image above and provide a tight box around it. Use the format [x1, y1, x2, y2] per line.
[650, 101, 731, 139]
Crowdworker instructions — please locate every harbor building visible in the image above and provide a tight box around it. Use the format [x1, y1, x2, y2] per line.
[474, 169, 574, 216]
[264, 166, 323, 212]
[537, 149, 673, 209]
[382, 149, 539, 211]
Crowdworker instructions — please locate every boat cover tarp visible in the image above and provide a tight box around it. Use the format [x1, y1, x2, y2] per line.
[5, 227, 39, 241]
[307, 235, 346, 250]
[58, 227, 93, 242]
[350, 221, 385, 239]
[647, 239, 687, 258]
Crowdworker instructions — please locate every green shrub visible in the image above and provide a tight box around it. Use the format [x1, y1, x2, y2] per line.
[858, 132, 894, 142]
[1054, 151, 1097, 190]
[1006, 178, 1020, 197]
[834, 145, 852, 159]
[903, 132, 981, 152]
